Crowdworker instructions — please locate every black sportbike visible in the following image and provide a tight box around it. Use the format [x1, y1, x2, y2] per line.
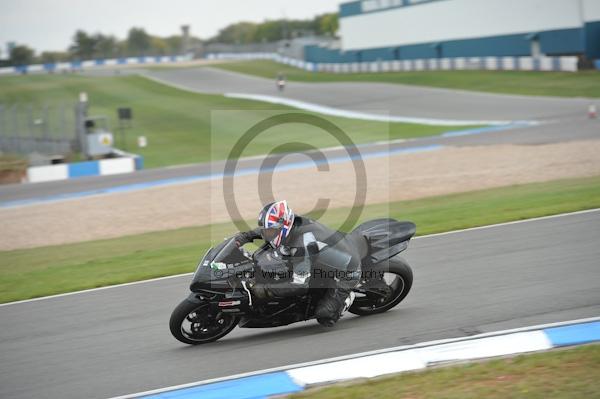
[169, 219, 415, 344]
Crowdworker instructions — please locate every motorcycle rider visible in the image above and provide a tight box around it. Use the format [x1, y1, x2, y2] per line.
[276, 72, 286, 91]
[234, 200, 361, 327]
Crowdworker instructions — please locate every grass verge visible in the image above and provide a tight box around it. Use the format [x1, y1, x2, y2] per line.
[213, 60, 600, 98]
[289, 344, 600, 399]
[0, 175, 599, 304]
[0, 74, 473, 168]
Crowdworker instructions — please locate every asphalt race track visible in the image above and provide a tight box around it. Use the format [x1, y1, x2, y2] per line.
[1, 67, 599, 204]
[1, 65, 599, 398]
[146, 67, 590, 121]
[1, 211, 599, 399]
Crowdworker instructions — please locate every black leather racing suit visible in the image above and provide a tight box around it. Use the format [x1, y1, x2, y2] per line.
[235, 216, 362, 323]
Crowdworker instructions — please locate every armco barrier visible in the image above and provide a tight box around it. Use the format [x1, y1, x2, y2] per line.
[111, 317, 600, 399]
[0, 54, 193, 76]
[207, 52, 580, 73]
[26, 155, 142, 183]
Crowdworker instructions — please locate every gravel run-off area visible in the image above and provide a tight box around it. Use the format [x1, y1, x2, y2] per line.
[2, 139, 600, 250]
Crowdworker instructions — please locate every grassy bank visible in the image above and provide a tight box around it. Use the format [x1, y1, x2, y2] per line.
[0, 175, 599, 303]
[0, 74, 472, 168]
[290, 344, 600, 399]
[213, 60, 600, 98]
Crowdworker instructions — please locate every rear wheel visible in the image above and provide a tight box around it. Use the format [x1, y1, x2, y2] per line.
[349, 256, 413, 316]
[169, 298, 238, 345]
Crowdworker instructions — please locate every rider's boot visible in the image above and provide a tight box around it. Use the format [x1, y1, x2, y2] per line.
[315, 288, 356, 327]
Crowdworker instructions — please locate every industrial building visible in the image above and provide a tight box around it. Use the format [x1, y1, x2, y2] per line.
[305, 0, 600, 64]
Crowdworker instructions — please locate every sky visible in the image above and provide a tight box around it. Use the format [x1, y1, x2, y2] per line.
[0, 0, 343, 55]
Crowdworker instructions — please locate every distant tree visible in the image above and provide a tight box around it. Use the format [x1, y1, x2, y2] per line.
[40, 51, 70, 64]
[211, 22, 258, 44]
[316, 13, 339, 37]
[40, 52, 56, 63]
[10, 45, 35, 66]
[208, 13, 339, 44]
[115, 40, 128, 57]
[255, 20, 288, 42]
[94, 34, 117, 58]
[69, 30, 97, 59]
[127, 27, 151, 55]
[150, 37, 168, 55]
[60, 28, 196, 60]
[164, 35, 183, 55]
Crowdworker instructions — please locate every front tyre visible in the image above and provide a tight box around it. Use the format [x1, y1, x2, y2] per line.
[349, 256, 413, 316]
[169, 298, 238, 345]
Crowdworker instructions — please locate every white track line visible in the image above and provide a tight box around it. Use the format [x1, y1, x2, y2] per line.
[0, 273, 192, 308]
[1, 208, 597, 308]
[414, 207, 600, 239]
[225, 93, 518, 126]
[108, 315, 600, 399]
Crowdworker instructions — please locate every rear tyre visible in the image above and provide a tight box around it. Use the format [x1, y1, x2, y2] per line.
[169, 298, 238, 345]
[349, 256, 413, 316]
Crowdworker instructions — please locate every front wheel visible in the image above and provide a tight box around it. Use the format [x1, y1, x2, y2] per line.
[349, 256, 413, 316]
[169, 298, 238, 345]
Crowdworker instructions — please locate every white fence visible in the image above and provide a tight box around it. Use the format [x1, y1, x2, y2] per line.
[207, 52, 579, 73]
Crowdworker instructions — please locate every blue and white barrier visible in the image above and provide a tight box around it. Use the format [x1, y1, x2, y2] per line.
[111, 317, 600, 399]
[0, 54, 193, 76]
[207, 52, 582, 73]
[26, 155, 143, 183]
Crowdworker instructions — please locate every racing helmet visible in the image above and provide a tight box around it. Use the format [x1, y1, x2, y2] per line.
[257, 200, 295, 248]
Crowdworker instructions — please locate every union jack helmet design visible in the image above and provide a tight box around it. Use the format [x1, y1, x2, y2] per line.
[258, 200, 295, 248]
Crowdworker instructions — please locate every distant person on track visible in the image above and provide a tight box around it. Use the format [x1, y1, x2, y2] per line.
[234, 200, 360, 327]
[276, 72, 286, 92]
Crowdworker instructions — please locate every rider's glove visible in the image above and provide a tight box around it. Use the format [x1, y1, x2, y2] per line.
[234, 228, 261, 247]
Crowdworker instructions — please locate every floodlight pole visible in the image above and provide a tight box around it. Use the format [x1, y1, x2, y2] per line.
[120, 121, 127, 151]
[578, 0, 587, 60]
[76, 92, 88, 157]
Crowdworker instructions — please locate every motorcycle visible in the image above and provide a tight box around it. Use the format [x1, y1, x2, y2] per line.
[169, 218, 415, 344]
[276, 78, 286, 91]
